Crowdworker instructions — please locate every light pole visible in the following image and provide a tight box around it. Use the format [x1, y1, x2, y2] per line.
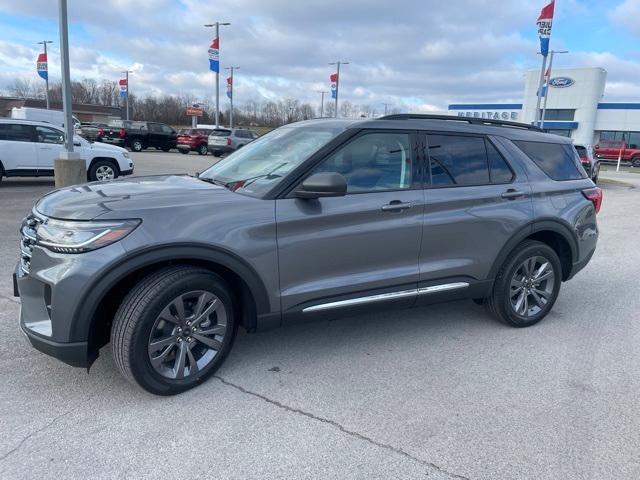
[225, 66, 239, 128]
[540, 50, 568, 130]
[316, 90, 328, 118]
[122, 70, 132, 120]
[382, 103, 391, 116]
[204, 22, 230, 129]
[54, 0, 84, 187]
[37, 40, 53, 109]
[329, 61, 349, 118]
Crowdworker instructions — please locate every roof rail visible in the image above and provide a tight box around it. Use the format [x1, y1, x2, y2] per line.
[378, 113, 542, 131]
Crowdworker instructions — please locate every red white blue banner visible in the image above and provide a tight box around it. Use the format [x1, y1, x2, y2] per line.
[36, 53, 48, 81]
[226, 76, 232, 99]
[119, 78, 127, 98]
[537, 0, 555, 57]
[330, 72, 338, 99]
[208, 37, 220, 73]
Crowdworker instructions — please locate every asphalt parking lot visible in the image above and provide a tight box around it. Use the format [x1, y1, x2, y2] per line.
[1, 151, 640, 479]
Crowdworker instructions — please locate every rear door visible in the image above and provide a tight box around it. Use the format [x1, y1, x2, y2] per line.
[0, 123, 37, 173]
[34, 125, 65, 174]
[275, 130, 425, 315]
[417, 132, 533, 301]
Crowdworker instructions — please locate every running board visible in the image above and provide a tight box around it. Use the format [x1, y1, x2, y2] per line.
[302, 282, 469, 313]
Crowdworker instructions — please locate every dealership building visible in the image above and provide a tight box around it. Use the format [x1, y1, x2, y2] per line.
[447, 67, 640, 147]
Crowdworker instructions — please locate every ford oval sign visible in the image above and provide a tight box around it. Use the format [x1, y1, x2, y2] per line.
[549, 77, 575, 88]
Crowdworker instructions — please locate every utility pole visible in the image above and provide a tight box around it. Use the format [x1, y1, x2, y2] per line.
[37, 40, 52, 109]
[54, 0, 84, 187]
[225, 66, 239, 128]
[540, 50, 568, 131]
[316, 90, 328, 118]
[122, 70, 132, 120]
[205, 22, 230, 129]
[382, 103, 391, 116]
[329, 61, 349, 118]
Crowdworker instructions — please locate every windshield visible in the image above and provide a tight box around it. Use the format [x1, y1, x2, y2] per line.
[200, 125, 345, 197]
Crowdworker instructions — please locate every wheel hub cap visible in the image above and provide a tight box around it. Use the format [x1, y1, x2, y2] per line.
[509, 256, 555, 317]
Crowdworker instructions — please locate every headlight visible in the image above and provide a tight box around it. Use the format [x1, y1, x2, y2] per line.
[36, 219, 141, 254]
[122, 151, 130, 159]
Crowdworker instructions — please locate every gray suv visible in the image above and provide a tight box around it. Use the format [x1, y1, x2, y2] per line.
[14, 114, 601, 395]
[207, 127, 259, 156]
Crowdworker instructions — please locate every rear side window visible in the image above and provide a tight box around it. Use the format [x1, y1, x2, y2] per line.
[0, 123, 34, 142]
[486, 140, 514, 184]
[428, 134, 490, 186]
[210, 130, 231, 137]
[513, 140, 585, 181]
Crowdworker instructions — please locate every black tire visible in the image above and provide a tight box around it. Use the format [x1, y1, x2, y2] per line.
[485, 240, 562, 328]
[592, 163, 600, 183]
[632, 156, 640, 168]
[179, 149, 190, 155]
[131, 139, 144, 152]
[161, 146, 171, 152]
[472, 298, 484, 306]
[198, 144, 208, 156]
[111, 266, 238, 395]
[88, 159, 119, 182]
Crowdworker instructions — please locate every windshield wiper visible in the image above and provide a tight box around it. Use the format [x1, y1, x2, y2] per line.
[198, 177, 230, 189]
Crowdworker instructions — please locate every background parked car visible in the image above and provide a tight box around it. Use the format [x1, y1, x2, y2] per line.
[176, 128, 213, 155]
[78, 122, 108, 142]
[208, 127, 259, 156]
[593, 139, 640, 167]
[574, 144, 600, 182]
[101, 120, 177, 152]
[0, 119, 133, 183]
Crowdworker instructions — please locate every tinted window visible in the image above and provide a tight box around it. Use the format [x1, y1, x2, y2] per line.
[210, 130, 231, 137]
[539, 109, 575, 121]
[486, 140, 514, 183]
[428, 134, 489, 186]
[574, 146, 588, 157]
[314, 132, 413, 193]
[513, 140, 585, 180]
[35, 126, 64, 144]
[0, 123, 34, 142]
[161, 125, 174, 134]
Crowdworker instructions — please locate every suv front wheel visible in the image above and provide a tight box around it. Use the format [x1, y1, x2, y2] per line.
[485, 240, 562, 327]
[111, 266, 237, 395]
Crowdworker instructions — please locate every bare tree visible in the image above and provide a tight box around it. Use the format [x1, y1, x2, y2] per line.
[9, 78, 44, 99]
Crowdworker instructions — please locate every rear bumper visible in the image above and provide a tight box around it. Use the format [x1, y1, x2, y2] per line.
[567, 248, 595, 280]
[208, 145, 233, 154]
[102, 138, 125, 147]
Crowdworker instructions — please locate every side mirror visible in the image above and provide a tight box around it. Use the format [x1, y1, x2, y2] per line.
[74, 141, 81, 147]
[294, 172, 347, 199]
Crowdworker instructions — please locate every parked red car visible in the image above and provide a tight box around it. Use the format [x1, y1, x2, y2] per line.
[593, 140, 640, 167]
[176, 128, 213, 155]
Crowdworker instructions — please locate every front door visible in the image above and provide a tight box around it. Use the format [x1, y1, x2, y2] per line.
[275, 130, 424, 315]
[34, 125, 65, 174]
[417, 132, 533, 302]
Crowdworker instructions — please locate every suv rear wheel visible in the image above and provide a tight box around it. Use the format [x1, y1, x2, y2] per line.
[131, 139, 144, 152]
[631, 156, 640, 168]
[111, 266, 237, 395]
[485, 240, 562, 327]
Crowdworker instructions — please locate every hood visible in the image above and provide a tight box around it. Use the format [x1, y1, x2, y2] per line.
[36, 175, 234, 220]
[88, 141, 127, 155]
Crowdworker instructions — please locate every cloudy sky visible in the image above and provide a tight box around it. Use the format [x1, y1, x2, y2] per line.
[0, 0, 638, 112]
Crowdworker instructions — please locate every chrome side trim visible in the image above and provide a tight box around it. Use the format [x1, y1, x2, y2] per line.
[302, 289, 416, 313]
[302, 282, 469, 313]
[417, 282, 469, 295]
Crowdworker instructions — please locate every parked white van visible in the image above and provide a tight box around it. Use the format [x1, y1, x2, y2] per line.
[10, 107, 81, 129]
[0, 119, 134, 183]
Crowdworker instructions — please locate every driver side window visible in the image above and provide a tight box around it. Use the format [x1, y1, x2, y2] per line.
[35, 126, 64, 144]
[312, 132, 413, 193]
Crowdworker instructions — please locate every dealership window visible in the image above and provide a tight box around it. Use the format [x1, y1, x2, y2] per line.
[513, 140, 586, 181]
[597, 131, 640, 148]
[538, 109, 575, 121]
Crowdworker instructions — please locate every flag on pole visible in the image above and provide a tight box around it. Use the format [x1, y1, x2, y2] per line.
[537, 0, 555, 57]
[119, 78, 128, 98]
[226, 76, 233, 99]
[36, 53, 48, 81]
[208, 37, 220, 72]
[330, 72, 338, 99]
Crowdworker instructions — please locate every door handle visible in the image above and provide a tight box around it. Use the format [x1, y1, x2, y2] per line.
[381, 201, 413, 212]
[501, 189, 525, 200]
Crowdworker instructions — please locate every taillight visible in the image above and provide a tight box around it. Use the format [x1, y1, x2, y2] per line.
[97, 128, 104, 136]
[226, 137, 232, 146]
[582, 187, 603, 214]
[119, 128, 126, 139]
[594, 145, 599, 149]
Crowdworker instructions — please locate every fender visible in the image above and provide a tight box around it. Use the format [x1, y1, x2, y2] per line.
[487, 219, 578, 280]
[69, 242, 272, 341]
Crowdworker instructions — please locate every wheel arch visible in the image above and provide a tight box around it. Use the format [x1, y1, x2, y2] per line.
[73, 244, 271, 367]
[89, 157, 120, 173]
[488, 220, 578, 282]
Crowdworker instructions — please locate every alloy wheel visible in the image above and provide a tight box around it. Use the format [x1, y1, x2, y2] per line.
[95, 165, 115, 181]
[148, 290, 227, 380]
[509, 256, 555, 317]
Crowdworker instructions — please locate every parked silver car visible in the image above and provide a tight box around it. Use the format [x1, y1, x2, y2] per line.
[207, 127, 259, 156]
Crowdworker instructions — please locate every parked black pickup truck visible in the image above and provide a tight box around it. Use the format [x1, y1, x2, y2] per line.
[101, 120, 178, 152]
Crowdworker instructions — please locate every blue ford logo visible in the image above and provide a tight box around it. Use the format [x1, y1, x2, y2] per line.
[549, 77, 575, 88]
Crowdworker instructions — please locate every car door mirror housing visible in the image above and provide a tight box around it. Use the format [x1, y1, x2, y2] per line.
[294, 172, 347, 199]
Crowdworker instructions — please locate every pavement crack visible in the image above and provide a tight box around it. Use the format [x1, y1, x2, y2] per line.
[0, 394, 95, 462]
[214, 375, 470, 480]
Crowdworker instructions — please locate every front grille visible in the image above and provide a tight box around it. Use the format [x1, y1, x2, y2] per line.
[20, 212, 44, 274]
